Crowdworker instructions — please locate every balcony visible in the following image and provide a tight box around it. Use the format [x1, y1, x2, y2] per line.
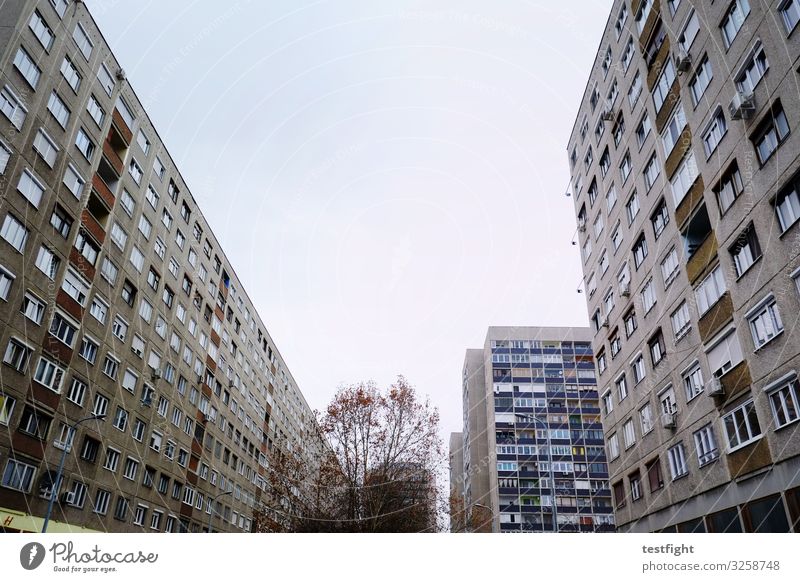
[80, 208, 105, 245]
[646, 35, 670, 91]
[719, 361, 752, 405]
[698, 292, 733, 343]
[655, 81, 681, 133]
[102, 137, 124, 176]
[665, 127, 692, 178]
[675, 176, 705, 227]
[726, 436, 772, 479]
[639, 0, 661, 51]
[92, 173, 115, 208]
[686, 233, 718, 284]
[112, 107, 133, 145]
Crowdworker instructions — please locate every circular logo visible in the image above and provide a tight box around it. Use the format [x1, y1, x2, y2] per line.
[19, 542, 46, 570]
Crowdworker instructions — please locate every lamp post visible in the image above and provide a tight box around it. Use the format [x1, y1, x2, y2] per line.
[529, 416, 558, 532]
[207, 490, 232, 533]
[42, 413, 105, 533]
[470, 502, 493, 533]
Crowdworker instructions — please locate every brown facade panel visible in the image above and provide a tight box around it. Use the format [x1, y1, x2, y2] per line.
[697, 292, 733, 342]
[655, 81, 681, 133]
[102, 138, 124, 176]
[664, 126, 692, 179]
[179, 504, 193, 518]
[686, 233, 718, 284]
[27, 382, 61, 411]
[111, 108, 132, 144]
[205, 354, 216, 373]
[56, 289, 84, 322]
[10, 432, 46, 461]
[674, 177, 705, 228]
[68, 247, 96, 281]
[719, 362, 752, 405]
[210, 330, 220, 347]
[214, 305, 224, 322]
[80, 209, 106, 244]
[638, 0, 661, 50]
[91, 173, 116, 208]
[41, 333, 74, 368]
[646, 36, 671, 91]
[726, 437, 772, 479]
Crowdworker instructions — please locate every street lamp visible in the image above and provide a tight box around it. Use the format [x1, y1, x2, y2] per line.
[207, 490, 232, 533]
[528, 416, 558, 533]
[470, 502, 492, 533]
[42, 413, 105, 533]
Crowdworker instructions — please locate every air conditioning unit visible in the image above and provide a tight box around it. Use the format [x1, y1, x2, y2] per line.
[115, 68, 126, 81]
[151, 368, 162, 380]
[61, 491, 75, 505]
[661, 412, 676, 429]
[675, 50, 692, 73]
[601, 110, 615, 122]
[707, 377, 724, 396]
[729, 91, 756, 120]
[619, 281, 630, 297]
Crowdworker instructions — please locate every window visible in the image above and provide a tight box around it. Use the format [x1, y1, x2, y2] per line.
[114, 497, 129, 521]
[1, 78, 30, 125]
[22, 293, 46, 325]
[149, 431, 163, 453]
[47, 91, 69, 127]
[653, 60, 676, 113]
[730, 224, 761, 277]
[635, 0, 653, 32]
[671, 301, 691, 340]
[133, 504, 146, 526]
[689, 55, 713, 106]
[661, 105, 686, 156]
[721, 0, 750, 49]
[616, 374, 628, 401]
[73, 22, 93, 59]
[643, 153, 660, 191]
[608, 433, 619, 460]
[670, 152, 699, 206]
[619, 151, 632, 183]
[702, 108, 727, 157]
[624, 308, 637, 337]
[736, 43, 768, 94]
[714, 161, 743, 214]
[147, 268, 160, 291]
[651, 199, 669, 239]
[50, 205, 72, 239]
[722, 399, 762, 451]
[706, 328, 744, 378]
[136, 130, 150, 154]
[121, 280, 136, 307]
[626, 191, 640, 224]
[648, 331, 665, 366]
[13, 47, 41, 88]
[19, 406, 51, 439]
[35, 246, 60, 280]
[75, 128, 95, 161]
[65, 481, 87, 508]
[0, 265, 14, 300]
[599, 148, 610, 177]
[622, 37, 634, 70]
[60, 57, 81, 92]
[768, 378, 799, 428]
[639, 403, 654, 434]
[2, 458, 36, 492]
[112, 406, 128, 431]
[123, 457, 139, 481]
[120, 190, 135, 217]
[1, 213, 28, 252]
[80, 436, 100, 463]
[139, 298, 153, 323]
[29, 10, 54, 50]
[66, 378, 87, 407]
[695, 266, 727, 315]
[779, 0, 800, 32]
[122, 368, 137, 393]
[593, 213, 604, 240]
[775, 179, 800, 232]
[138, 215, 152, 240]
[614, 4, 628, 38]
[78, 336, 98, 364]
[100, 258, 118, 285]
[154, 157, 166, 181]
[130, 246, 144, 272]
[129, 160, 143, 185]
[61, 268, 89, 306]
[3, 338, 32, 372]
[622, 419, 635, 450]
[601, 47, 612, 78]
[611, 223, 622, 251]
[678, 10, 699, 51]
[110, 222, 128, 250]
[601, 390, 613, 416]
[694, 424, 719, 466]
[747, 296, 783, 348]
[103, 448, 121, 473]
[0, 140, 9, 174]
[63, 164, 85, 199]
[102, 354, 119, 380]
[628, 72, 642, 108]
[34, 356, 66, 393]
[632, 354, 646, 384]
[660, 247, 679, 287]
[753, 103, 790, 165]
[86, 95, 106, 128]
[667, 443, 688, 480]
[632, 234, 648, 269]
[131, 335, 145, 358]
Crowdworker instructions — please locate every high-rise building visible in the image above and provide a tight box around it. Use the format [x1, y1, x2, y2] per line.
[454, 327, 615, 532]
[0, 0, 321, 532]
[567, 0, 800, 532]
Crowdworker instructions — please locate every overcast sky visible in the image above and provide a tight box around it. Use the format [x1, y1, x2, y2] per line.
[85, 0, 612, 446]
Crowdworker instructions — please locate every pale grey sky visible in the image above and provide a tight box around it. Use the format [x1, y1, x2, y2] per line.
[86, 0, 612, 443]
